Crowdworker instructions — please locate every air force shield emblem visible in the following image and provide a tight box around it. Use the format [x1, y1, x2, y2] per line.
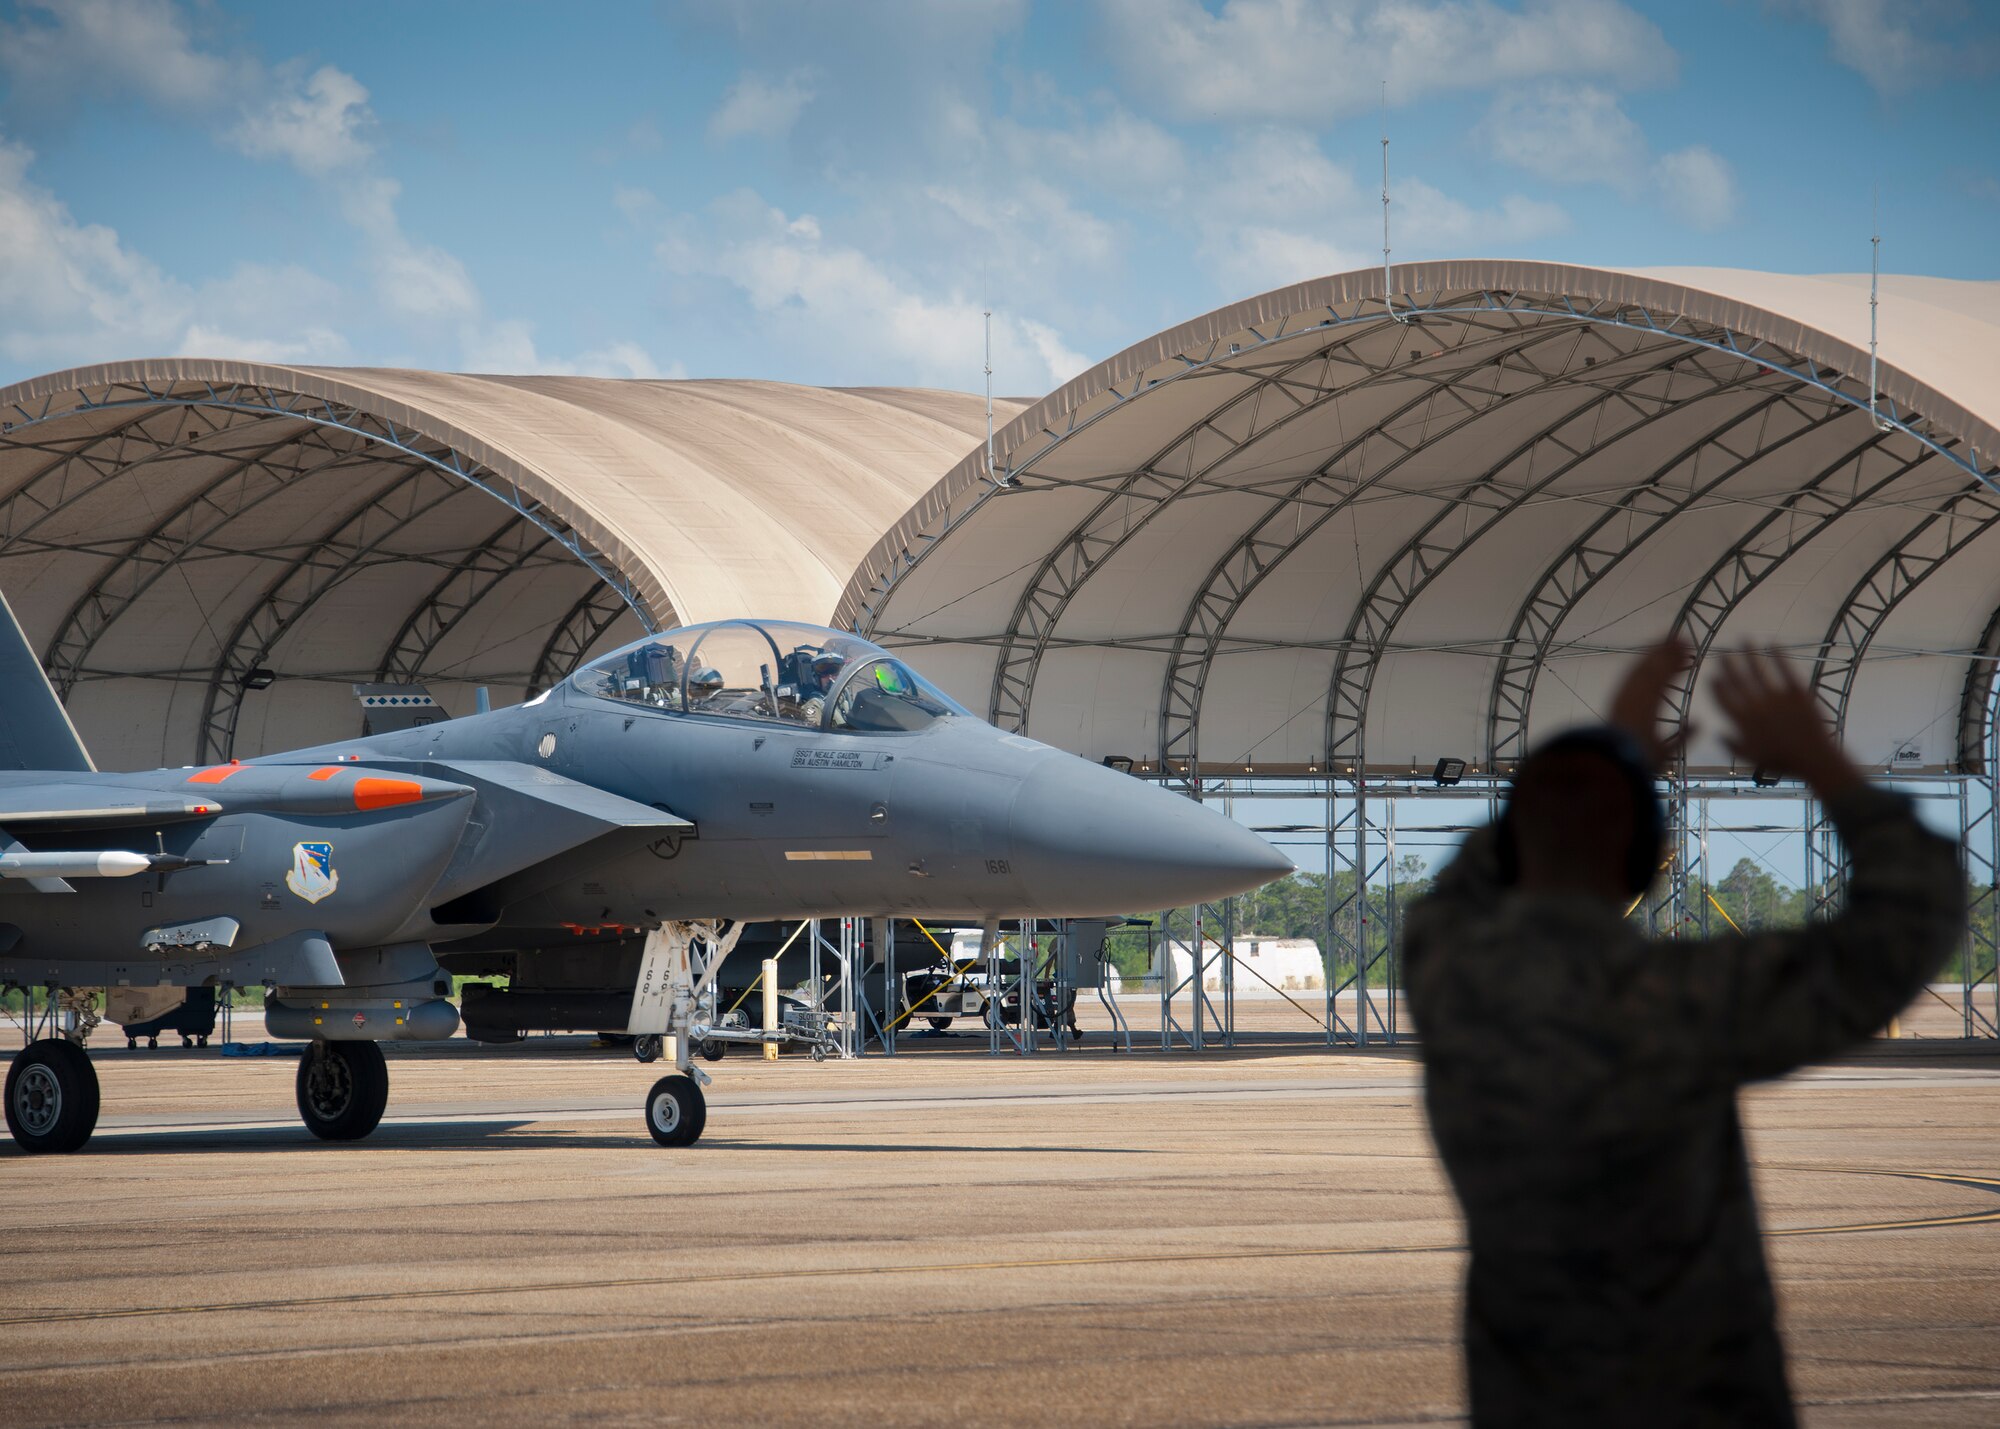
[285, 841, 338, 904]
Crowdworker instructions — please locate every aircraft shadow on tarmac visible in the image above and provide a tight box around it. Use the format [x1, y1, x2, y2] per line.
[19, 1122, 1167, 1156]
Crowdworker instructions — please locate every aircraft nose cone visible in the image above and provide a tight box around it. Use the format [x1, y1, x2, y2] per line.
[1009, 757, 1294, 914]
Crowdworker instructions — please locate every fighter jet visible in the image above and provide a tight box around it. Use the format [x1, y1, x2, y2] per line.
[0, 604, 1291, 1153]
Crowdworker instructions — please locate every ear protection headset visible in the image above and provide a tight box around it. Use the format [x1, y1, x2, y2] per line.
[1495, 725, 1666, 896]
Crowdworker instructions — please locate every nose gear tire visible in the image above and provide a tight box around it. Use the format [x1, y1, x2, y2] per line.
[644, 1073, 706, 1147]
[296, 1040, 389, 1141]
[5, 1039, 99, 1153]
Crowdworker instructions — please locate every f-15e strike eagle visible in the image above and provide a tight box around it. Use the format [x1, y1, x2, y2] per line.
[0, 598, 1290, 1153]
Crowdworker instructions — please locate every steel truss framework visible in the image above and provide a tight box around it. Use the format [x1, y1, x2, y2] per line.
[1049, 769, 1997, 1053]
[841, 282, 2000, 1048]
[853, 286, 2000, 787]
[0, 376, 663, 760]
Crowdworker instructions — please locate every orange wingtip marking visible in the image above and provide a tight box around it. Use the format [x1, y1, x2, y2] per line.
[186, 761, 245, 784]
[354, 777, 425, 811]
[308, 767, 340, 782]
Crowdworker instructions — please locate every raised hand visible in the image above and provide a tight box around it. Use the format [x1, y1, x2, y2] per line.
[1606, 635, 1693, 773]
[1711, 647, 1862, 797]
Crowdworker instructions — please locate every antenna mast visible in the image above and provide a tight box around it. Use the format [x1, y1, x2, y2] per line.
[1868, 198, 1891, 432]
[1380, 80, 1406, 323]
[983, 307, 995, 473]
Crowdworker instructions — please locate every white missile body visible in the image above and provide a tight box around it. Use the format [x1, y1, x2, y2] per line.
[1, 850, 157, 879]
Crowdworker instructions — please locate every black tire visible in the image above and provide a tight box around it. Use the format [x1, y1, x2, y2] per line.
[5, 1039, 99, 1153]
[927, 1016, 953, 1032]
[644, 1073, 706, 1147]
[698, 1037, 726, 1062]
[147, 1037, 158, 1049]
[295, 1040, 389, 1142]
[632, 1034, 663, 1064]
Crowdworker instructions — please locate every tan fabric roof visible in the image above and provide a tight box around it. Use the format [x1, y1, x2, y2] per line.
[840, 261, 2000, 778]
[0, 361, 1018, 768]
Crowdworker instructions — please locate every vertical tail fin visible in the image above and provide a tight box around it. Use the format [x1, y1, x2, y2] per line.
[0, 589, 93, 772]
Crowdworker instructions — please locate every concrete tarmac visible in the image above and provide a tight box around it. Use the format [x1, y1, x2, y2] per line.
[2, 1037, 1997, 1426]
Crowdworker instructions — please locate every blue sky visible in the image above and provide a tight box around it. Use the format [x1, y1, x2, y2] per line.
[1, 0, 1995, 395]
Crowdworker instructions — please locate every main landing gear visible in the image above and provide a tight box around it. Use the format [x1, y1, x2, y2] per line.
[296, 1040, 389, 1141]
[5, 1039, 99, 1153]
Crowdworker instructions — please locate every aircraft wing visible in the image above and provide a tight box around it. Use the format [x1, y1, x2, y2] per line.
[0, 780, 225, 825]
[319, 759, 692, 912]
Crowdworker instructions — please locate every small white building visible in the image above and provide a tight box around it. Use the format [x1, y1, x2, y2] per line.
[1152, 937, 1325, 993]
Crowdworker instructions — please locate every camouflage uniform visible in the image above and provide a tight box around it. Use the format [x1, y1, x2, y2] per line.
[1404, 783, 1963, 1427]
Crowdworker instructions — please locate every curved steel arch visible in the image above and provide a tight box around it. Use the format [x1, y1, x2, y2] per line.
[42, 422, 378, 698]
[848, 282, 1998, 645]
[1959, 599, 2000, 776]
[1808, 471, 2000, 743]
[0, 378, 660, 630]
[994, 309, 1622, 738]
[1153, 319, 1634, 779]
[1480, 383, 1863, 771]
[983, 317, 1427, 731]
[374, 513, 571, 686]
[0, 407, 198, 548]
[529, 579, 635, 699]
[1320, 343, 1776, 773]
[1648, 430, 1936, 756]
[195, 465, 480, 761]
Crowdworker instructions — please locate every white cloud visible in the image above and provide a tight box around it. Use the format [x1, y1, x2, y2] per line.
[1191, 129, 1564, 298]
[708, 70, 816, 142]
[0, 0, 231, 110]
[1778, 0, 1999, 95]
[0, 137, 350, 369]
[1483, 84, 1647, 188]
[922, 179, 1118, 270]
[231, 65, 375, 174]
[1100, 0, 1674, 123]
[337, 177, 480, 323]
[1652, 145, 1737, 232]
[659, 190, 1087, 391]
[1481, 83, 1737, 230]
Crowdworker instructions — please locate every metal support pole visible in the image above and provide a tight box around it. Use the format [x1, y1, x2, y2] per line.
[1354, 773, 1371, 1048]
[1964, 698, 2000, 1037]
[762, 957, 779, 1062]
[1384, 800, 1399, 1044]
[879, 918, 896, 1056]
[1323, 774, 1339, 1047]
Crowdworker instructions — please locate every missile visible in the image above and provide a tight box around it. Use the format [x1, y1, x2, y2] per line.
[0, 850, 226, 880]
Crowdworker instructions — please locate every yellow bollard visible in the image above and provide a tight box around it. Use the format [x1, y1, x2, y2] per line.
[762, 957, 779, 1062]
[1888, 1015, 1901, 1040]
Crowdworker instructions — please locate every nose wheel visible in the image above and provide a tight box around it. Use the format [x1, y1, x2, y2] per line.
[5, 1039, 99, 1153]
[644, 1073, 707, 1146]
[296, 1040, 389, 1141]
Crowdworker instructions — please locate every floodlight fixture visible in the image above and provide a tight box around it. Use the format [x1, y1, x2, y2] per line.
[1433, 756, 1467, 787]
[239, 666, 277, 691]
[1751, 767, 1781, 788]
[1100, 755, 1134, 774]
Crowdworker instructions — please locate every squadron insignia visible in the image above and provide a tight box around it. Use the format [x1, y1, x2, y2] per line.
[285, 841, 338, 903]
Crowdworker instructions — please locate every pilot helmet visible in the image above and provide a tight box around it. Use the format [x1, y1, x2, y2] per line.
[690, 666, 725, 696]
[810, 650, 846, 685]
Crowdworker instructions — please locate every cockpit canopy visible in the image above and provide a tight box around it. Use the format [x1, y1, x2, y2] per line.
[570, 620, 968, 733]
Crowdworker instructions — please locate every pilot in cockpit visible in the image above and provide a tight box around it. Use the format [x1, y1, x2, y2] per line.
[625, 642, 683, 707]
[798, 648, 846, 725]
